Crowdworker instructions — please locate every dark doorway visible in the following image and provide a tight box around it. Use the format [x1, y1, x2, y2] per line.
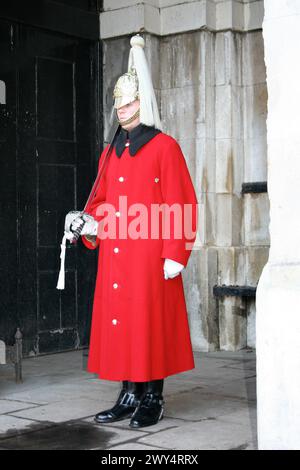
[0, 6, 102, 355]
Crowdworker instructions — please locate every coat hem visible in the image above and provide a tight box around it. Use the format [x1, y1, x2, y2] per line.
[86, 364, 196, 382]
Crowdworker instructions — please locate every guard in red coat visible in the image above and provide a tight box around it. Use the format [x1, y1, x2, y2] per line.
[65, 35, 198, 428]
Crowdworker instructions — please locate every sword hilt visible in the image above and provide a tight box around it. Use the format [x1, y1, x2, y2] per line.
[70, 216, 85, 244]
[70, 213, 94, 244]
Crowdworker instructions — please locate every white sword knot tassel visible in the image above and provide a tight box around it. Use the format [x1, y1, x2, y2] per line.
[56, 233, 68, 290]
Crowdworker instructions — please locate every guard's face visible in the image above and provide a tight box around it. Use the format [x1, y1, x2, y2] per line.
[117, 99, 140, 129]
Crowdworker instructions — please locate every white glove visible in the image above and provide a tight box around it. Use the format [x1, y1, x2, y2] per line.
[163, 258, 184, 280]
[64, 211, 82, 233]
[71, 214, 98, 237]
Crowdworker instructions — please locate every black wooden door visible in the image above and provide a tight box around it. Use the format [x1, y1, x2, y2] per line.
[0, 20, 101, 355]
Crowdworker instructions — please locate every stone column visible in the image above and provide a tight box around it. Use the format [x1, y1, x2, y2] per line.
[256, 0, 300, 449]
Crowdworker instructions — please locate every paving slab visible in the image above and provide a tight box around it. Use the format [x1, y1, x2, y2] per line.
[219, 361, 256, 371]
[0, 415, 46, 436]
[202, 351, 255, 360]
[191, 369, 256, 387]
[205, 376, 257, 402]
[137, 418, 257, 450]
[164, 389, 250, 421]
[0, 399, 41, 414]
[174, 366, 255, 389]
[217, 405, 257, 424]
[217, 406, 257, 445]
[10, 398, 109, 423]
[2, 379, 120, 405]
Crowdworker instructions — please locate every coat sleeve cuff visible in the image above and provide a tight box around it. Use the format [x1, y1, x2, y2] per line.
[161, 246, 191, 267]
[81, 235, 99, 250]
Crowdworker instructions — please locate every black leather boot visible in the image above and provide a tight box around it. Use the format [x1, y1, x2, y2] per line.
[129, 379, 164, 428]
[94, 381, 145, 424]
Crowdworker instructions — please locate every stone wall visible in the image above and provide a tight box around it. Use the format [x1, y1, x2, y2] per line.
[101, 2, 269, 351]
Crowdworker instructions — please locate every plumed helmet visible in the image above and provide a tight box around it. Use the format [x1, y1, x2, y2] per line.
[113, 69, 139, 110]
[112, 34, 162, 131]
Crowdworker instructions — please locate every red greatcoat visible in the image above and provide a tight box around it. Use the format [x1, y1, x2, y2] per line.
[82, 130, 198, 382]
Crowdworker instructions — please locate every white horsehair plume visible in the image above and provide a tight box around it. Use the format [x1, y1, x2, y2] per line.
[128, 35, 162, 131]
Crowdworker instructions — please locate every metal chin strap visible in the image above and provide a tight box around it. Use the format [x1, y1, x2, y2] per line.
[117, 108, 140, 126]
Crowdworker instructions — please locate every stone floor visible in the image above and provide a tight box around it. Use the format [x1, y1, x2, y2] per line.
[0, 349, 257, 450]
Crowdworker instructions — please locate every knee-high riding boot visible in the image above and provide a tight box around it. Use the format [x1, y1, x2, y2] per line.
[94, 381, 145, 424]
[129, 379, 164, 428]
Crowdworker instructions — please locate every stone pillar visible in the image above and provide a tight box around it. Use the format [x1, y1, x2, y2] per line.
[256, 0, 300, 449]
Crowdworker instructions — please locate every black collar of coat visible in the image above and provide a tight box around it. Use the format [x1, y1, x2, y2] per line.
[115, 123, 161, 157]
